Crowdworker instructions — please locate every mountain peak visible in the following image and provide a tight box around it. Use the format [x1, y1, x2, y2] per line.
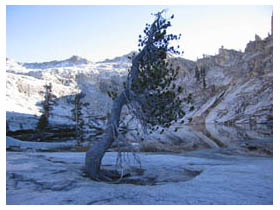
[22, 55, 91, 69]
[97, 51, 137, 64]
[67, 55, 89, 65]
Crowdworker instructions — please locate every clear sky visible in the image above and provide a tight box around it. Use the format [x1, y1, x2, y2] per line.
[6, 5, 272, 62]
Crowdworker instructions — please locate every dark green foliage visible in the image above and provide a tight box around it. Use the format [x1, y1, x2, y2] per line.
[43, 83, 57, 118]
[36, 114, 48, 130]
[37, 83, 56, 130]
[186, 93, 192, 104]
[189, 106, 195, 112]
[107, 90, 118, 100]
[128, 11, 186, 133]
[71, 92, 89, 143]
[195, 65, 200, 81]
[201, 66, 207, 89]
[177, 86, 183, 93]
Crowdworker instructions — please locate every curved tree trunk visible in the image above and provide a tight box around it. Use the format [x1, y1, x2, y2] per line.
[85, 92, 127, 180]
[84, 48, 146, 180]
[84, 31, 153, 180]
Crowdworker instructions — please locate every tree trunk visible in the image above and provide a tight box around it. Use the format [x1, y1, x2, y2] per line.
[85, 92, 127, 180]
[85, 40, 146, 181]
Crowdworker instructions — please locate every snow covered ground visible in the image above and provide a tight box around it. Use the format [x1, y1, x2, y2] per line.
[6, 149, 272, 205]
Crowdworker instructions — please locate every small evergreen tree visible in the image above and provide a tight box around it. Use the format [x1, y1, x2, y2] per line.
[201, 66, 207, 89]
[71, 92, 89, 144]
[195, 65, 200, 82]
[36, 114, 48, 130]
[37, 83, 57, 130]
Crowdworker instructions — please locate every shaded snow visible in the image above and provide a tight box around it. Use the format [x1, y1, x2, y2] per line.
[6, 136, 84, 152]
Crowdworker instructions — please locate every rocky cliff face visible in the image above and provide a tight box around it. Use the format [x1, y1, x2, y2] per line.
[175, 34, 273, 126]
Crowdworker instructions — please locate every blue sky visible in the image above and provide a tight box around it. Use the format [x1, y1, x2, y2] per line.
[6, 5, 272, 62]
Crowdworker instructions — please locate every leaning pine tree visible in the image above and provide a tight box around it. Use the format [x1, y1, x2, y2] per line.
[85, 11, 186, 181]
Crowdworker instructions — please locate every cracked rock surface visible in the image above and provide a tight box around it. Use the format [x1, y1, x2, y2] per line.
[6, 150, 272, 205]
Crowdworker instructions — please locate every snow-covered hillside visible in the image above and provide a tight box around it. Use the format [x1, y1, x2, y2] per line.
[6, 55, 131, 131]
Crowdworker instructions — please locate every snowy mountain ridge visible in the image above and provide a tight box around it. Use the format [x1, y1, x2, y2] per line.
[21, 55, 92, 69]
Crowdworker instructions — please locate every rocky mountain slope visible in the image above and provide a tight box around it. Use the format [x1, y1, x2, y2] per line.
[6, 34, 273, 152]
[174, 34, 273, 126]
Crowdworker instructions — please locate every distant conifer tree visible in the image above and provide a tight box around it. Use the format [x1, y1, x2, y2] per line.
[71, 92, 89, 144]
[37, 83, 57, 130]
